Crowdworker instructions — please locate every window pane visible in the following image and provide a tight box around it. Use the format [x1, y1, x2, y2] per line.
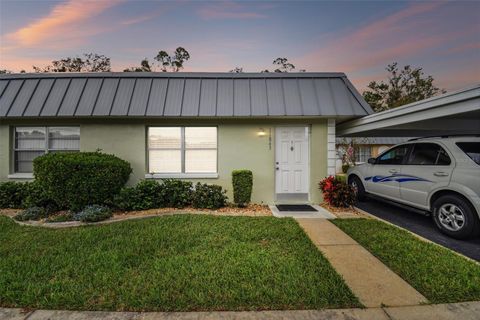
[185, 150, 217, 173]
[377, 145, 409, 165]
[149, 150, 181, 173]
[185, 127, 217, 149]
[149, 127, 181, 149]
[15, 127, 45, 149]
[456, 142, 480, 165]
[49, 127, 80, 150]
[15, 151, 45, 173]
[408, 143, 450, 165]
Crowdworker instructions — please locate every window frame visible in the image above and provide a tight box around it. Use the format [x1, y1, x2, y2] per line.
[146, 126, 218, 179]
[374, 144, 412, 165]
[406, 142, 452, 166]
[11, 126, 80, 175]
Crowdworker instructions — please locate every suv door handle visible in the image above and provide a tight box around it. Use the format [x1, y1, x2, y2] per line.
[388, 169, 398, 173]
[434, 171, 449, 177]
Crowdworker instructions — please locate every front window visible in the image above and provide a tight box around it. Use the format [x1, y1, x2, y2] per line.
[456, 142, 480, 165]
[148, 127, 217, 174]
[376, 144, 410, 165]
[354, 146, 371, 163]
[14, 126, 80, 173]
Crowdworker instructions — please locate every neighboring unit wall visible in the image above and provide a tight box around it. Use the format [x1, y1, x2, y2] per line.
[327, 119, 336, 176]
[0, 119, 328, 204]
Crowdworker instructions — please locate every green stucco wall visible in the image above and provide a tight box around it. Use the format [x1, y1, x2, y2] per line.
[0, 119, 328, 204]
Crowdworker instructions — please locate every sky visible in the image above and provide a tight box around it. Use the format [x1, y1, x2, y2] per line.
[0, 0, 479, 92]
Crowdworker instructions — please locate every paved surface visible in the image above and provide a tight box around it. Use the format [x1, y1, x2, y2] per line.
[356, 199, 480, 261]
[269, 205, 335, 219]
[296, 219, 427, 308]
[2, 302, 480, 319]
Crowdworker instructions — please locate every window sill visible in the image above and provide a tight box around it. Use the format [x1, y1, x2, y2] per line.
[8, 173, 34, 179]
[145, 173, 219, 179]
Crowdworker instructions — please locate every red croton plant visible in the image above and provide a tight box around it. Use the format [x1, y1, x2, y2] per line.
[319, 176, 356, 208]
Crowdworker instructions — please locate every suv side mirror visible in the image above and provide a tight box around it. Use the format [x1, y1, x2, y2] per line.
[367, 158, 376, 164]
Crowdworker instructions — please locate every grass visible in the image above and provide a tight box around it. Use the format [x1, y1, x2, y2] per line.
[333, 218, 480, 303]
[0, 215, 359, 311]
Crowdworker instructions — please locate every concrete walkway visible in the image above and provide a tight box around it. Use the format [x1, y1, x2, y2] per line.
[296, 218, 428, 308]
[2, 302, 480, 319]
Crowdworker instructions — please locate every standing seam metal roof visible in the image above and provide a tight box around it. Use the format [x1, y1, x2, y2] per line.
[0, 72, 372, 118]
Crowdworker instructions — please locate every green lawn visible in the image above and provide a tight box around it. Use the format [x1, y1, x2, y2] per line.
[333, 218, 480, 303]
[0, 215, 359, 311]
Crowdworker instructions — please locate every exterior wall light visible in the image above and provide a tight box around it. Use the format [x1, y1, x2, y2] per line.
[257, 128, 266, 137]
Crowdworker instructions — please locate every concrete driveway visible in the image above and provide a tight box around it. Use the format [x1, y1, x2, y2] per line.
[356, 199, 480, 262]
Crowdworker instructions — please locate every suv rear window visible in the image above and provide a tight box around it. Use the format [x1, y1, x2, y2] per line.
[407, 143, 451, 165]
[456, 142, 480, 165]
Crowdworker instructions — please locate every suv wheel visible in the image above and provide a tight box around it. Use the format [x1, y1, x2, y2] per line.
[432, 195, 480, 239]
[349, 176, 366, 202]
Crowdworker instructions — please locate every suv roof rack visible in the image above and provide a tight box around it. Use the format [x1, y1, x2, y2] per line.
[408, 134, 480, 141]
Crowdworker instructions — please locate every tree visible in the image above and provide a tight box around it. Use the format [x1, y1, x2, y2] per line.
[33, 53, 111, 73]
[229, 67, 244, 73]
[363, 62, 445, 112]
[124, 47, 191, 72]
[123, 59, 153, 72]
[154, 47, 190, 72]
[0, 69, 12, 74]
[261, 57, 303, 73]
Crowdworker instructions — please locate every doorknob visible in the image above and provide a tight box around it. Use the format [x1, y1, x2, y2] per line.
[388, 169, 398, 173]
[434, 171, 449, 177]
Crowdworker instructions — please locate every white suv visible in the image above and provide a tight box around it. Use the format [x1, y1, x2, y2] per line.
[347, 136, 480, 239]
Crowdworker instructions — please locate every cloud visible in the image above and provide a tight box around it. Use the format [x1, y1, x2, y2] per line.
[197, 1, 267, 20]
[6, 0, 123, 48]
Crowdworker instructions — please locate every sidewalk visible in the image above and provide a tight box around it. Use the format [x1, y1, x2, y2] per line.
[296, 218, 428, 308]
[2, 302, 479, 320]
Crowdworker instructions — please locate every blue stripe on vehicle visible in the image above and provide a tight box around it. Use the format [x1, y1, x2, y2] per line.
[365, 174, 431, 183]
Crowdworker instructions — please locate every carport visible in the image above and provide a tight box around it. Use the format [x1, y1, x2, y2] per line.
[337, 85, 480, 137]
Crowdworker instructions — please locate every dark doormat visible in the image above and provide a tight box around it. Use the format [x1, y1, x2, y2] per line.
[276, 204, 317, 212]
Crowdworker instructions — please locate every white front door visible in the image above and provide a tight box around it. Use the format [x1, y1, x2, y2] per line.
[275, 126, 309, 194]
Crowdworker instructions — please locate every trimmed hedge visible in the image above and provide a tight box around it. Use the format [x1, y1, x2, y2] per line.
[192, 183, 227, 209]
[0, 182, 28, 209]
[33, 152, 132, 211]
[161, 179, 193, 208]
[232, 170, 253, 207]
[114, 180, 164, 211]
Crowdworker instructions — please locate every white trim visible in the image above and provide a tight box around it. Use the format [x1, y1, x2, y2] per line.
[327, 119, 336, 176]
[8, 173, 34, 179]
[145, 173, 219, 179]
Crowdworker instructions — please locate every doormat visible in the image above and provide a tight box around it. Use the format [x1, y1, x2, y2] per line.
[276, 204, 317, 212]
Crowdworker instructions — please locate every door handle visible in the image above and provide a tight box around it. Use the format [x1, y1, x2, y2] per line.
[388, 169, 398, 173]
[434, 172, 449, 177]
[276, 167, 279, 171]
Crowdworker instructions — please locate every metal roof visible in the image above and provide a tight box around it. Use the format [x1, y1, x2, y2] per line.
[0, 72, 372, 118]
[336, 137, 410, 145]
[337, 84, 480, 137]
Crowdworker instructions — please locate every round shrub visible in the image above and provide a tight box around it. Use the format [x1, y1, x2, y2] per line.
[160, 179, 193, 208]
[0, 181, 28, 209]
[22, 181, 58, 213]
[232, 170, 253, 207]
[319, 176, 356, 208]
[114, 180, 163, 211]
[33, 152, 132, 211]
[74, 205, 112, 223]
[192, 183, 227, 209]
[14, 206, 47, 221]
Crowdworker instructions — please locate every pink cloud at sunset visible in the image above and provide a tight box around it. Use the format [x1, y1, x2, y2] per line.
[197, 1, 268, 20]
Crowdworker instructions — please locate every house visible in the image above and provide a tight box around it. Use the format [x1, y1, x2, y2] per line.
[0, 72, 372, 204]
[335, 137, 409, 173]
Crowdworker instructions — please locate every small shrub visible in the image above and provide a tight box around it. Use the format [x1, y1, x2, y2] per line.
[192, 183, 227, 209]
[74, 205, 112, 223]
[114, 180, 163, 211]
[232, 170, 253, 207]
[0, 181, 29, 208]
[160, 179, 193, 208]
[33, 152, 132, 211]
[342, 164, 350, 174]
[22, 181, 58, 213]
[319, 176, 356, 208]
[13, 206, 47, 221]
[46, 212, 75, 223]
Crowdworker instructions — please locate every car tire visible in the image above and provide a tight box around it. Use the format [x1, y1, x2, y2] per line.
[432, 195, 480, 240]
[349, 176, 366, 202]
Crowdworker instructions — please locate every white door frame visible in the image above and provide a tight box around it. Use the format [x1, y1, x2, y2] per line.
[274, 126, 310, 201]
